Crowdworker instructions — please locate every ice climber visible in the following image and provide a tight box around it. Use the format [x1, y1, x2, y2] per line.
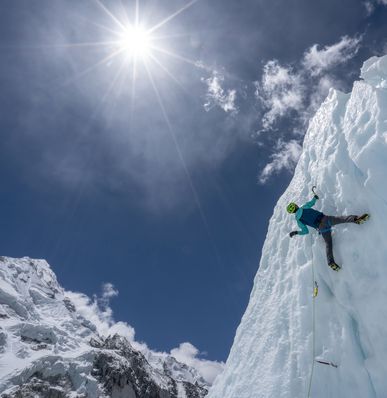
[286, 193, 369, 271]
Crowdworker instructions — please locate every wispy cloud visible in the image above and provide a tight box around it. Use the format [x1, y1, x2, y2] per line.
[255, 35, 362, 183]
[256, 35, 362, 133]
[255, 60, 304, 130]
[364, 0, 387, 16]
[302, 35, 361, 76]
[363, 1, 375, 15]
[66, 284, 135, 341]
[100, 282, 118, 303]
[203, 72, 238, 114]
[259, 139, 302, 184]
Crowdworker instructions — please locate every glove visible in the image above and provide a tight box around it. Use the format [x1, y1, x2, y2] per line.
[314, 194, 319, 199]
[289, 231, 298, 238]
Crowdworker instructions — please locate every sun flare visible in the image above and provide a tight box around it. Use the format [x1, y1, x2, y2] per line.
[56, 0, 209, 255]
[64, 0, 201, 91]
[119, 25, 151, 58]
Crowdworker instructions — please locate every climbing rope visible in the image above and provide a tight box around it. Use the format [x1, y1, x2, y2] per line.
[307, 234, 317, 398]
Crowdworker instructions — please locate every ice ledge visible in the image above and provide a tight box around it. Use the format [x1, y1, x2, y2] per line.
[360, 54, 387, 88]
[0, 256, 62, 297]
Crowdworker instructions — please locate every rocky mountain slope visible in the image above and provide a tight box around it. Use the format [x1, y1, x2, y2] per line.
[0, 256, 208, 398]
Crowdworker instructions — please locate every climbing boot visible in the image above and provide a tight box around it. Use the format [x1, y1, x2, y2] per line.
[329, 262, 341, 271]
[354, 213, 369, 225]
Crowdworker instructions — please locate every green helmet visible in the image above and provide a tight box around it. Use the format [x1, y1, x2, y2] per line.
[287, 202, 297, 214]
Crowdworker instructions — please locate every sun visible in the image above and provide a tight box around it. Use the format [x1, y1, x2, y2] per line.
[63, 0, 202, 89]
[119, 25, 151, 58]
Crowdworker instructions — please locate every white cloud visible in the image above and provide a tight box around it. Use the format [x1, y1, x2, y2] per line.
[363, 0, 387, 14]
[256, 35, 362, 183]
[256, 35, 361, 133]
[203, 73, 237, 113]
[363, 1, 375, 15]
[99, 282, 118, 306]
[66, 284, 135, 342]
[66, 290, 113, 335]
[170, 342, 224, 384]
[101, 282, 118, 299]
[256, 60, 304, 129]
[303, 36, 361, 76]
[108, 321, 136, 342]
[259, 139, 302, 183]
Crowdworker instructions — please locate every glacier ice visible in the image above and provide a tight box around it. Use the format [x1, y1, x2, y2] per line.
[208, 54, 387, 398]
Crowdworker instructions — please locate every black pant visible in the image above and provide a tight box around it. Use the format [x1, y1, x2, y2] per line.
[320, 215, 357, 264]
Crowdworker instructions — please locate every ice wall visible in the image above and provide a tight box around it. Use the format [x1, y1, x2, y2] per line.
[208, 54, 387, 398]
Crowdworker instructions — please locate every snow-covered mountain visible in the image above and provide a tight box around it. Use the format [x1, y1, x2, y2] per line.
[0, 256, 208, 397]
[208, 54, 387, 398]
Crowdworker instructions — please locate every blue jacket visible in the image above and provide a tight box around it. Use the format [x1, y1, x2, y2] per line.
[295, 197, 324, 235]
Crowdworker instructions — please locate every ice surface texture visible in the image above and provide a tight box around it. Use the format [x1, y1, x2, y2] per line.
[208, 54, 387, 398]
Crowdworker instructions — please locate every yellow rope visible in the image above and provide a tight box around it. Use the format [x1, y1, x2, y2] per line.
[307, 235, 317, 398]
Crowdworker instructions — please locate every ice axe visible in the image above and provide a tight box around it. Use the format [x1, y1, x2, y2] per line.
[312, 186, 319, 199]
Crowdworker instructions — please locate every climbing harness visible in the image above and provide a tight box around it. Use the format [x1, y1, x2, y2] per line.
[318, 218, 332, 234]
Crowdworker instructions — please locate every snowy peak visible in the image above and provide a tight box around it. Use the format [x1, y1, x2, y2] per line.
[145, 350, 207, 387]
[0, 256, 208, 398]
[360, 55, 387, 88]
[0, 257, 97, 357]
[208, 54, 387, 398]
[0, 257, 63, 319]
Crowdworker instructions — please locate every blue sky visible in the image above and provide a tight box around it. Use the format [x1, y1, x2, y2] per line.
[1, 0, 387, 379]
